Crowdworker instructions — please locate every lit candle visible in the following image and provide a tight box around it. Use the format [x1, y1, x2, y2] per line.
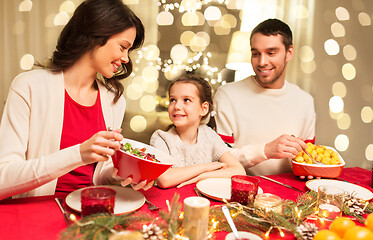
[318, 203, 341, 219]
[254, 193, 282, 213]
[183, 197, 210, 240]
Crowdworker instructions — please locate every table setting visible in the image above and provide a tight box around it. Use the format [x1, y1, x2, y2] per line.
[1, 140, 373, 240]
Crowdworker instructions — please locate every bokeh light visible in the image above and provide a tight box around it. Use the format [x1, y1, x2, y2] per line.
[182, 12, 199, 26]
[366, 144, 373, 161]
[143, 44, 160, 61]
[142, 66, 159, 83]
[300, 61, 316, 74]
[337, 113, 351, 130]
[157, 11, 174, 25]
[204, 6, 221, 21]
[299, 46, 314, 62]
[126, 83, 143, 100]
[334, 134, 349, 152]
[221, 14, 237, 28]
[54, 12, 69, 26]
[190, 36, 207, 52]
[341, 63, 356, 80]
[335, 6, 349, 21]
[361, 106, 373, 123]
[130, 115, 147, 133]
[140, 95, 156, 112]
[358, 12, 371, 26]
[170, 44, 188, 62]
[331, 22, 345, 37]
[180, 31, 195, 46]
[19, 0, 32, 12]
[324, 39, 340, 55]
[59, 1, 75, 13]
[329, 96, 344, 113]
[332, 82, 347, 98]
[214, 19, 231, 35]
[20, 54, 34, 70]
[342, 45, 357, 61]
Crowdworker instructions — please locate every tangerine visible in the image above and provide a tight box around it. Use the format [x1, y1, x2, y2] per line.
[329, 217, 356, 238]
[313, 229, 341, 240]
[343, 226, 373, 240]
[365, 213, 373, 232]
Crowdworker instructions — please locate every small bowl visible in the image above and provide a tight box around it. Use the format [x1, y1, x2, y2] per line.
[291, 146, 345, 178]
[225, 231, 263, 240]
[112, 138, 173, 184]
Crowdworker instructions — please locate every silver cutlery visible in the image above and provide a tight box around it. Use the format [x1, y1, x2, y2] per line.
[222, 205, 240, 239]
[194, 187, 203, 197]
[55, 198, 72, 226]
[259, 176, 304, 192]
[145, 198, 159, 211]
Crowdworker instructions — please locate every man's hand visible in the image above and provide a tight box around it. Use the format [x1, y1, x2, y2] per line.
[264, 134, 306, 159]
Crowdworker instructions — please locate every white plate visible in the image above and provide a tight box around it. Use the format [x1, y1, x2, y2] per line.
[196, 178, 263, 202]
[306, 179, 373, 201]
[225, 231, 263, 240]
[65, 185, 145, 214]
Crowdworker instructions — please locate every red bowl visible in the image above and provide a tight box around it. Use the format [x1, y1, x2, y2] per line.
[112, 138, 173, 184]
[291, 146, 345, 178]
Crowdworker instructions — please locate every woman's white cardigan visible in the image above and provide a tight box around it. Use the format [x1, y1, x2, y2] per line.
[0, 69, 125, 199]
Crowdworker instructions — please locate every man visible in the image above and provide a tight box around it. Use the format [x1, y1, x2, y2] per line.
[214, 18, 316, 176]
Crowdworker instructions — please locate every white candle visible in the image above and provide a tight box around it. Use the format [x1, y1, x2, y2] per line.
[318, 203, 341, 219]
[254, 193, 282, 213]
[183, 197, 210, 240]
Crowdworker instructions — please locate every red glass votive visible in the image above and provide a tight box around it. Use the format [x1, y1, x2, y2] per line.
[81, 187, 116, 217]
[230, 175, 260, 205]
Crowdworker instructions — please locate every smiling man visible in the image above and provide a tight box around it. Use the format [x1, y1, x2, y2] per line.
[214, 19, 316, 176]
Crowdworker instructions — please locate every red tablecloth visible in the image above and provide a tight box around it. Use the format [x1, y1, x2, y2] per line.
[1, 167, 372, 240]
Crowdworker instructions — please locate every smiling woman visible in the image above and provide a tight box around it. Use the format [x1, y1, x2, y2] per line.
[0, 0, 154, 201]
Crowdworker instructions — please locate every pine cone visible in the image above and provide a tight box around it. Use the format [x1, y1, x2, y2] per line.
[142, 223, 164, 240]
[345, 193, 366, 216]
[297, 222, 318, 240]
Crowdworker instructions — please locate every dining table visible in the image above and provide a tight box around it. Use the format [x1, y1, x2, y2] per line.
[1, 167, 372, 240]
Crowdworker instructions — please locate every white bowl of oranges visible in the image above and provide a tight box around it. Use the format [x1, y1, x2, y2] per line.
[291, 143, 345, 178]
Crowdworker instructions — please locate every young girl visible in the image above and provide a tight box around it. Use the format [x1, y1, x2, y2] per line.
[150, 75, 245, 188]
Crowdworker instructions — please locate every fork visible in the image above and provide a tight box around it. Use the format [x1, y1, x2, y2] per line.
[145, 198, 159, 211]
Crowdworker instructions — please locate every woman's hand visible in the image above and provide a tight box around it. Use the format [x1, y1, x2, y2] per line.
[80, 130, 123, 164]
[111, 168, 154, 191]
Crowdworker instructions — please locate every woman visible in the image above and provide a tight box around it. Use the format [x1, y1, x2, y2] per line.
[0, 0, 153, 200]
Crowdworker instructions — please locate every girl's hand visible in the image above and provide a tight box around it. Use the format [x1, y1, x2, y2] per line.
[204, 162, 227, 172]
[111, 168, 154, 191]
[80, 130, 123, 164]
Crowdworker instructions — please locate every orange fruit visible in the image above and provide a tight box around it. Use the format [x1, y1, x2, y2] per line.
[365, 213, 373, 232]
[343, 226, 373, 240]
[329, 217, 356, 238]
[313, 229, 341, 240]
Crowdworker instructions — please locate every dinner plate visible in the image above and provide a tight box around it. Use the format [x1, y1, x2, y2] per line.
[306, 179, 373, 201]
[65, 185, 145, 214]
[196, 178, 263, 202]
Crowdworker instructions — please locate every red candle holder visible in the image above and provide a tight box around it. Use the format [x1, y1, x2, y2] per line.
[230, 175, 260, 205]
[81, 187, 116, 217]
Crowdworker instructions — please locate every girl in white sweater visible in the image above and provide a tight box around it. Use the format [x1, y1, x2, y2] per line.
[150, 75, 245, 188]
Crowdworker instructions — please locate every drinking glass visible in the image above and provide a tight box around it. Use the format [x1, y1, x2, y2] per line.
[317, 185, 344, 220]
[230, 175, 260, 205]
[81, 187, 116, 217]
